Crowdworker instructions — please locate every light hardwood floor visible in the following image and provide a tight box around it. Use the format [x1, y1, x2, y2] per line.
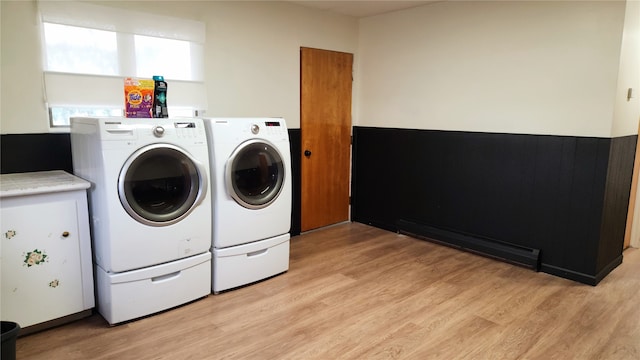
[16, 222, 640, 359]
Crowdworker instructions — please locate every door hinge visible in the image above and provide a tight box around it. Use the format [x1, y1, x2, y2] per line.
[350, 135, 353, 145]
[349, 196, 351, 205]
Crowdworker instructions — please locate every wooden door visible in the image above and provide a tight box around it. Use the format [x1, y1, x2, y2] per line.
[300, 47, 353, 232]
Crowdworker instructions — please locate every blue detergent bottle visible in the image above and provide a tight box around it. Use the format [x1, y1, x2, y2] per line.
[152, 75, 168, 118]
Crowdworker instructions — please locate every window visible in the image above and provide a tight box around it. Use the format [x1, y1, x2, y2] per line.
[39, 1, 207, 127]
[134, 35, 193, 80]
[43, 23, 119, 76]
[50, 107, 123, 127]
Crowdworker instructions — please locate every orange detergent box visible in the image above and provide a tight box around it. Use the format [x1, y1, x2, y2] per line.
[124, 77, 154, 118]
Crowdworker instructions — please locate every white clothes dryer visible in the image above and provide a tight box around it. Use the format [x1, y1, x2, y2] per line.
[71, 117, 212, 324]
[204, 118, 291, 292]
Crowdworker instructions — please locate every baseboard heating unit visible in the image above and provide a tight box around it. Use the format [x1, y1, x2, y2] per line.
[396, 219, 541, 270]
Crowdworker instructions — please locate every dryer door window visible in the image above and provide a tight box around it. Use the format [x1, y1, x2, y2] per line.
[119, 144, 207, 226]
[226, 139, 285, 209]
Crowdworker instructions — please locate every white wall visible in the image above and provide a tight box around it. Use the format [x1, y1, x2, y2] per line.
[1, 1, 50, 134]
[0, 1, 359, 133]
[611, 0, 640, 138]
[1, 1, 633, 136]
[201, 1, 358, 127]
[356, 1, 627, 137]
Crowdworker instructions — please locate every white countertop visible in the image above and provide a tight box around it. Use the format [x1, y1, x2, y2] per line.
[0, 170, 90, 198]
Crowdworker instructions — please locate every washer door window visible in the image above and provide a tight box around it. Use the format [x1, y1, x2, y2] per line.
[226, 139, 285, 209]
[119, 144, 207, 226]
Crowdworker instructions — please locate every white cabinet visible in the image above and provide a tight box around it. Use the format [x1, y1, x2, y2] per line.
[1, 171, 95, 332]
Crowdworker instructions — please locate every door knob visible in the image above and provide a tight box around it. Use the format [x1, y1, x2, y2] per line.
[304, 150, 312, 157]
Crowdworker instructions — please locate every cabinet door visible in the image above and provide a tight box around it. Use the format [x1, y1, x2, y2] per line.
[1, 200, 85, 327]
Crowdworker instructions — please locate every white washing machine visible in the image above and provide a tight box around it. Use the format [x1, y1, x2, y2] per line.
[204, 118, 291, 293]
[70, 117, 212, 324]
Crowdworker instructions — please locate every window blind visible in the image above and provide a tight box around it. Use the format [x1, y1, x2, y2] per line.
[38, 1, 207, 125]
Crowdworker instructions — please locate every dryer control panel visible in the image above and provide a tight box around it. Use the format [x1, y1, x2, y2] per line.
[253, 120, 287, 137]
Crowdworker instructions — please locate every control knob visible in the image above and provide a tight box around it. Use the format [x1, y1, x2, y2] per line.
[153, 126, 165, 137]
